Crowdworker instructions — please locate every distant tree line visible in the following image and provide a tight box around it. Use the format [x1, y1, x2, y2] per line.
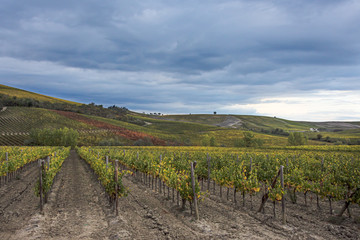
[259, 128, 290, 136]
[0, 93, 145, 126]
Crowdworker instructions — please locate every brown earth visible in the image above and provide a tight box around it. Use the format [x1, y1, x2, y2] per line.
[1, 150, 359, 239]
[0, 161, 39, 239]
[216, 116, 243, 128]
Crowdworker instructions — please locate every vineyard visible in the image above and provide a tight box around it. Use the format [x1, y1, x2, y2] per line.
[0, 106, 204, 146]
[1, 145, 360, 239]
[0, 106, 324, 147]
[2, 83, 360, 148]
[0, 107, 95, 145]
[0, 146, 69, 184]
[0, 107, 159, 146]
[77, 145, 360, 219]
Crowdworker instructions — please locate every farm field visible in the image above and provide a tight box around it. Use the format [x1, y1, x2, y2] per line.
[1, 0, 360, 237]
[0, 146, 359, 239]
[2, 84, 360, 147]
[1, 85, 360, 239]
[0, 106, 300, 147]
[0, 107, 96, 145]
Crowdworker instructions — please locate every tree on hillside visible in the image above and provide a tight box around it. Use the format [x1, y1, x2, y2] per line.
[234, 131, 263, 147]
[288, 132, 307, 146]
[317, 134, 323, 140]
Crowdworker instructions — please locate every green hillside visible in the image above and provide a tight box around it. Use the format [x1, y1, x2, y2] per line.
[0, 84, 81, 105]
[160, 114, 316, 131]
[0, 106, 295, 146]
[0, 84, 359, 146]
[156, 114, 360, 144]
[0, 107, 92, 145]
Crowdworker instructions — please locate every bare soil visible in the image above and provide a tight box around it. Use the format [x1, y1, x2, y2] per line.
[0, 161, 39, 239]
[216, 116, 243, 128]
[1, 150, 359, 239]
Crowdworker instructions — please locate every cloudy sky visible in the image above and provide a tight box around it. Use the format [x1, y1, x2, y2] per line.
[1, 0, 360, 121]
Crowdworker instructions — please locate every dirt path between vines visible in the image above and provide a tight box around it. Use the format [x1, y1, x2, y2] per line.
[0, 161, 39, 239]
[10, 150, 202, 239]
[9, 150, 109, 239]
[3, 150, 359, 239]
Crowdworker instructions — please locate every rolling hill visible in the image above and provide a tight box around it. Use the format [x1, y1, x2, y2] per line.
[157, 114, 360, 132]
[0, 84, 359, 146]
[0, 84, 81, 105]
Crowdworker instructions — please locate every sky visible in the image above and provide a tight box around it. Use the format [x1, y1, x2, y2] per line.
[1, 0, 360, 121]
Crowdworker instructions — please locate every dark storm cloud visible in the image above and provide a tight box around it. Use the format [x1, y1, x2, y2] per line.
[1, 0, 360, 120]
[2, 0, 359, 73]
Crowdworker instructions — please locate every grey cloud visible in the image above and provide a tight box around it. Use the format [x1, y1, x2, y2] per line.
[1, 0, 360, 120]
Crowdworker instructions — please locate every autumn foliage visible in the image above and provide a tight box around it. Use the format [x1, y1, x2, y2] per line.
[52, 110, 166, 145]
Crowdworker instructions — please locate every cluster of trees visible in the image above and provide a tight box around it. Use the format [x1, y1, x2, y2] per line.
[287, 132, 307, 146]
[148, 113, 163, 116]
[0, 94, 127, 116]
[28, 127, 79, 148]
[259, 128, 289, 136]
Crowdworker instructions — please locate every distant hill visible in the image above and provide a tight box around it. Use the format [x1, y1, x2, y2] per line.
[0, 84, 81, 105]
[0, 84, 359, 146]
[0, 84, 134, 124]
[160, 114, 360, 132]
[156, 114, 360, 145]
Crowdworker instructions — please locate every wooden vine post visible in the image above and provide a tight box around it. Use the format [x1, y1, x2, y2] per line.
[207, 154, 211, 191]
[191, 161, 199, 221]
[280, 165, 286, 224]
[44, 156, 50, 203]
[6, 152, 9, 183]
[114, 159, 119, 216]
[159, 154, 162, 194]
[46, 156, 50, 170]
[39, 159, 44, 212]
